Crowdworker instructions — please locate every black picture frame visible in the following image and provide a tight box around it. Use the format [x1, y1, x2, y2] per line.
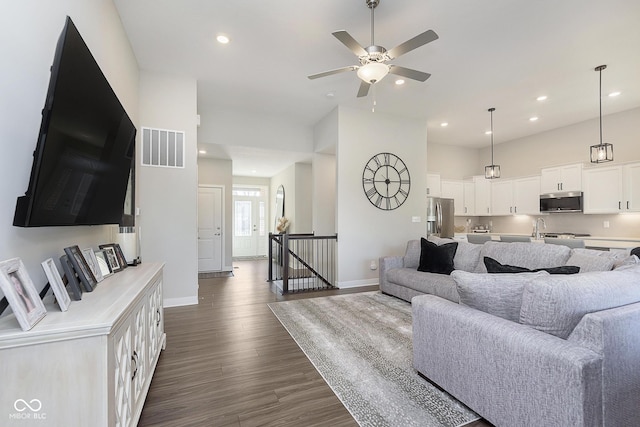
[99, 243, 128, 270]
[101, 246, 123, 273]
[59, 255, 83, 301]
[64, 245, 97, 292]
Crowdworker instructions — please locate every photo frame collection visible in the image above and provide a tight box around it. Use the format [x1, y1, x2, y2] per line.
[0, 243, 131, 332]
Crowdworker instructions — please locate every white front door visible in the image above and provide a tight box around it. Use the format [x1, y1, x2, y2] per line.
[198, 186, 223, 272]
[232, 186, 268, 258]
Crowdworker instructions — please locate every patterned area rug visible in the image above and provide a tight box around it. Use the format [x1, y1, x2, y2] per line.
[268, 292, 479, 427]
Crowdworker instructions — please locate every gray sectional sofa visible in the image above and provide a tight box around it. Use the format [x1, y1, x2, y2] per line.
[379, 237, 640, 426]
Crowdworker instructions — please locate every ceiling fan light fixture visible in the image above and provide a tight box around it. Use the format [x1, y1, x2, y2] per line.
[357, 62, 389, 84]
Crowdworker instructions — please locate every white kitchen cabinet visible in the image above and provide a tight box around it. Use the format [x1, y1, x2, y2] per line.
[463, 181, 475, 215]
[0, 262, 165, 427]
[441, 180, 464, 215]
[426, 173, 441, 197]
[583, 162, 640, 214]
[623, 162, 640, 212]
[540, 163, 583, 193]
[583, 166, 623, 213]
[474, 176, 492, 216]
[513, 176, 542, 214]
[491, 180, 514, 215]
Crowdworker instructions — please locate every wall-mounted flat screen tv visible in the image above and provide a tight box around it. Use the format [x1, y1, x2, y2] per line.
[13, 16, 135, 227]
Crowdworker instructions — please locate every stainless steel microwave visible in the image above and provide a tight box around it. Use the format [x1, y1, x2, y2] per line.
[539, 191, 583, 213]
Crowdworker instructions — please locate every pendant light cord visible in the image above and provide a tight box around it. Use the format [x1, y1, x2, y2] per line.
[489, 107, 495, 165]
[599, 67, 603, 145]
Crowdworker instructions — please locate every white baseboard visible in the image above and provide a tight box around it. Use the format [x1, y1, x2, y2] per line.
[337, 278, 379, 289]
[163, 296, 198, 308]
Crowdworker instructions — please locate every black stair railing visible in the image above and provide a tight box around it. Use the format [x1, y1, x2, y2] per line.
[268, 232, 337, 293]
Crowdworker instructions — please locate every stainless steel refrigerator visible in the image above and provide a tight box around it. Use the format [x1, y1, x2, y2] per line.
[426, 197, 455, 238]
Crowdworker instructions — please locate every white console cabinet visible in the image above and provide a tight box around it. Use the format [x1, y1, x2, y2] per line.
[0, 262, 165, 427]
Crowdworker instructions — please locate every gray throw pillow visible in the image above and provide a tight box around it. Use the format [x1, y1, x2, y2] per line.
[451, 270, 549, 322]
[565, 252, 614, 272]
[520, 265, 640, 338]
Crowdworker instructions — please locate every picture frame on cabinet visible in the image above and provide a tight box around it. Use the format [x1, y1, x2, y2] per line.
[94, 250, 114, 278]
[64, 245, 97, 292]
[101, 246, 122, 273]
[82, 248, 103, 283]
[60, 255, 83, 301]
[99, 243, 127, 270]
[0, 258, 47, 331]
[41, 258, 71, 311]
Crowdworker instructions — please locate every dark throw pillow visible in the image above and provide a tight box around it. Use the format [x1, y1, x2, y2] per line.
[418, 238, 458, 275]
[484, 256, 580, 275]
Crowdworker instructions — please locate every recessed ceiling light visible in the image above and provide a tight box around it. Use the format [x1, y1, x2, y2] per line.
[251, 170, 257, 174]
[485, 130, 492, 135]
[199, 150, 207, 154]
[608, 91, 621, 97]
[395, 79, 405, 85]
[326, 92, 335, 98]
[529, 116, 539, 122]
[216, 34, 230, 44]
[440, 122, 448, 127]
[536, 95, 548, 101]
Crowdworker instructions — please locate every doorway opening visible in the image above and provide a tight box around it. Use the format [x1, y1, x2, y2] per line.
[232, 185, 268, 259]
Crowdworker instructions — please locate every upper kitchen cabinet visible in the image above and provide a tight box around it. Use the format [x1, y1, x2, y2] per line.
[491, 176, 541, 215]
[583, 162, 640, 214]
[441, 180, 465, 215]
[426, 173, 441, 197]
[474, 176, 492, 216]
[583, 165, 623, 214]
[540, 163, 583, 193]
[463, 181, 475, 216]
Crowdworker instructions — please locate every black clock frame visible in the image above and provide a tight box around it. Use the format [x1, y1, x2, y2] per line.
[362, 152, 411, 210]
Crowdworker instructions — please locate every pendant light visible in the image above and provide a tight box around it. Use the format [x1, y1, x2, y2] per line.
[590, 65, 614, 163]
[485, 107, 501, 179]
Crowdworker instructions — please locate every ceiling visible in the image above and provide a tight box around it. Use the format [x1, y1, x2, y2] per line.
[114, 0, 640, 176]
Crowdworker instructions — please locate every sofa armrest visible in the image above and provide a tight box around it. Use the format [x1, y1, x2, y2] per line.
[379, 255, 404, 292]
[568, 302, 640, 426]
[412, 295, 603, 427]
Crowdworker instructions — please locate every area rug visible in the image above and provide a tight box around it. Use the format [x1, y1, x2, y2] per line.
[268, 292, 480, 427]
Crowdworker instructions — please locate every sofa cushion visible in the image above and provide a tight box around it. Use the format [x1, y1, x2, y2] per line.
[403, 239, 421, 269]
[614, 255, 640, 270]
[519, 264, 640, 338]
[484, 257, 580, 275]
[565, 252, 615, 272]
[427, 236, 483, 272]
[476, 241, 571, 273]
[452, 270, 549, 322]
[418, 238, 458, 274]
[386, 268, 459, 302]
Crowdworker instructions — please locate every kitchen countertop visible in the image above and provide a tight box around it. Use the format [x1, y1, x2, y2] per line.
[453, 233, 640, 249]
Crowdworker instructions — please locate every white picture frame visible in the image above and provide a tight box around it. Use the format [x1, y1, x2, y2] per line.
[82, 248, 103, 283]
[102, 247, 121, 272]
[0, 258, 47, 331]
[41, 258, 71, 312]
[95, 250, 113, 279]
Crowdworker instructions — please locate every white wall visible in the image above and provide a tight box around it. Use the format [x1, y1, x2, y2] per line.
[198, 108, 314, 153]
[198, 158, 233, 270]
[312, 153, 337, 235]
[336, 107, 428, 287]
[427, 143, 481, 179]
[138, 72, 198, 306]
[0, 2, 138, 295]
[294, 164, 313, 233]
[477, 107, 640, 178]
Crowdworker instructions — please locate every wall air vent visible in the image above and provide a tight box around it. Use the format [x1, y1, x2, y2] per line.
[141, 127, 185, 168]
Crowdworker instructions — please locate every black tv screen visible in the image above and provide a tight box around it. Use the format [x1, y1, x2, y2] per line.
[14, 16, 136, 227]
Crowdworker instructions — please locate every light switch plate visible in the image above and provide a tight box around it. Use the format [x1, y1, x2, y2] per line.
[412, 216, 421, 223]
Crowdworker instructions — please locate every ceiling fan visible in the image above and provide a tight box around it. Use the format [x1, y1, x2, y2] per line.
[308, 0, 438, 98]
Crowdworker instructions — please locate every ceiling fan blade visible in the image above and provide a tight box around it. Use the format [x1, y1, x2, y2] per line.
[308, 65, 358, 80]
[357, 81, 371, 98]
[389, 65, 431, 82]
[332, 30, 368, 57]
[386, 30, 439, 59]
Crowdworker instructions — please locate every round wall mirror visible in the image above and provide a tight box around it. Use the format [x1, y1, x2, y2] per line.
[274, 185, 285, 230]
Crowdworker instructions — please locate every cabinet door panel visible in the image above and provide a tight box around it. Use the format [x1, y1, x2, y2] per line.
[624, 163, 640, 212]
[583, 167, 623, 213]
[441, 180, 464, 215]
[514, 177, 541, 215]
[491, 180, 514, 215]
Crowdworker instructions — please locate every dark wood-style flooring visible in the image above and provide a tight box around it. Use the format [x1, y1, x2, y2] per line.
[138, 260, 491, 426]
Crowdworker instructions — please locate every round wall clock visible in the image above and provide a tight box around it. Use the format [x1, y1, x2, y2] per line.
[362, 152, 411, 210]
